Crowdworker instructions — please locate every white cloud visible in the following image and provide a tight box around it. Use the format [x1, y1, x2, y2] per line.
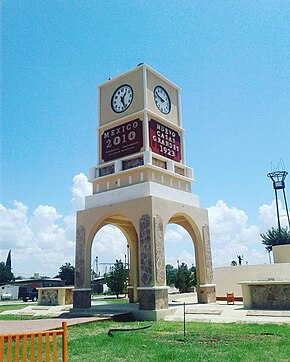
[63, 213, 76, 241]
[29, 205, 61, 235]
[166, 250, 195, 268]
[208, 200, 248, 243]
[165, 229, 183, 243]
[208, 200, 267, 267]
[91, 225, 128, 275]
[259, 199, 289, 231]
[164, 224, 195, 267]
[70, 173, 92, 211]
[0, 173, 92, 277]
[0, 201, 33, 250]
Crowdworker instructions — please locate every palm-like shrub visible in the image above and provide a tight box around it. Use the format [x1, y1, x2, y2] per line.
[260, 227, 290, 252]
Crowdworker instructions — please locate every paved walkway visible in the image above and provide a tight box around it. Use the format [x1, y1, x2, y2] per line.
[167, 293, 290, 324]
[2, 294, 290, 334]
[166, 301, 290, 324]
[0, 301, 111, 334]
[0, 317, 109, 334]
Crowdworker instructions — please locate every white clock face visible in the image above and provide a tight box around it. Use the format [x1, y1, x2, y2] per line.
[154, 86, 171, 114]
[111, 84, 133, 113]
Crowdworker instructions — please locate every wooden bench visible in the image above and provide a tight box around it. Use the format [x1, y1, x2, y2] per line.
[0, 321, 68, 362]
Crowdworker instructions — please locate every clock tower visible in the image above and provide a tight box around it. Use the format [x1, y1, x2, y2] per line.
[73, 64, 215, 320]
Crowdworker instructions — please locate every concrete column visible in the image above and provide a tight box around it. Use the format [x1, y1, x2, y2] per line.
[73, 222, 91, 309]
[138, 214, 168, 310]
[196, 224, 216, 303]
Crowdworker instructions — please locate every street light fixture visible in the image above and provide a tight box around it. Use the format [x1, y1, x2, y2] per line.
[267, 170, 290, 231]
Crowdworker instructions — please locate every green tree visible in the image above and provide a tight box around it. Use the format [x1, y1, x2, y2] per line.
[261, 227, 290, 252]
[55, 262, 75, 286]
[104, 260, 127, 298]
[166, 264, 178, 286]
[175, 263, 196, 293]
[0, 262, 14, 284]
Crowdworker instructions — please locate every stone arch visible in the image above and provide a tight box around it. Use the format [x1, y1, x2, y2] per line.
[74, 209, 139, 308]
[165, 212, 215, 303]
[73, 195, 216, 314]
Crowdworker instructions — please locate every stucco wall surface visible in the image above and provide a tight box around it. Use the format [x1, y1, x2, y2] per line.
[213, 263, 290, 297]
[273, 245, 290, 263]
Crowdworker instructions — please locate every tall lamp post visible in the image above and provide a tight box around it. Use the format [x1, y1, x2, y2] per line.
[267, 170, 290, 231]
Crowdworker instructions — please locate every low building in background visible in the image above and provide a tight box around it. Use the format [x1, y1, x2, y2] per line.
[0, 278, 65, 301]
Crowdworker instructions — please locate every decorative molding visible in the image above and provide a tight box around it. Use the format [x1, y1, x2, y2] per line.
[75, 225, 86, 288]
[122, 156, 144, 170]
[99, 164, 115, 177]
[154, 214, 165, 285]
[202, 224, 214, 283]
[140, 214, 153, 285]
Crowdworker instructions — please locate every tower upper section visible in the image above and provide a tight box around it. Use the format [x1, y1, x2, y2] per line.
[88, 64, 195, 198]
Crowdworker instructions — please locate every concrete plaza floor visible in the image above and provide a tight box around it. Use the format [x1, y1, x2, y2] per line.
[166, 292, 290, 324]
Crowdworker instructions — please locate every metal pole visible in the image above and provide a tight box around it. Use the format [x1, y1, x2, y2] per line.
[127, 244, 130, 289]
[274, 188, 281, 231]
[124, 254, 127, 298]
[282, 188, 290, 229]
[183, 302, 186, 337]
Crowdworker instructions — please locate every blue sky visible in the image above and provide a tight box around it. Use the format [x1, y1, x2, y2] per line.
[1, 1, 290, 277]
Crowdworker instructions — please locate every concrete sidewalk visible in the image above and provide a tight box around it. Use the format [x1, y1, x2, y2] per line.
[166, 301, 290, 324]
[167, 293, 290, 324]
[0, 316, 109, 334]
[0, 301, 118, 334]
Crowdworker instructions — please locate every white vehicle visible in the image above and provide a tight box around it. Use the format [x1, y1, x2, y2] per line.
[1, 293, 12, 300]
[0, 285, 19, 300]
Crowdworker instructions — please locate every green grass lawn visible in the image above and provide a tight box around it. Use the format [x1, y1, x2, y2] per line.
[92, 297, 129, 304]
[66, 320, 290, 362]
[0, 303, 27, 313]
[1, 304, 290, 361]
[0, 303, 50, 320]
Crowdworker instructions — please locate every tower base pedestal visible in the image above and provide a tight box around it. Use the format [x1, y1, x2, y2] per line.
[73, 289, 92, 309]
[197, 284, 216, 303]
[137, 286, 169, 310]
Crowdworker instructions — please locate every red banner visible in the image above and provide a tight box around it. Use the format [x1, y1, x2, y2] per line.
[101, 119, 143, 162]
[149, 119, 181, 162]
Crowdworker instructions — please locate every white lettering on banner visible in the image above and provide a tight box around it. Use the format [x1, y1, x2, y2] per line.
[102, 119, 143, 162]
[150, 119, 181, 162]
[156, 123, 176, 138]
[103, 121, 138, 139]
[103, 121, 139, 149]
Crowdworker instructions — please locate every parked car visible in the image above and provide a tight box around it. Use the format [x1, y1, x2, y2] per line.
[22, 288, 38, 302]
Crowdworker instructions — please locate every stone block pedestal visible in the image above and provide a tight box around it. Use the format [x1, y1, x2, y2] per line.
[197, 284, 216, 303]
[73, 288, 91, 309]
[137, 287, 169, 310]
[240, 281, 290, 309]
[38, 287, 74, 306]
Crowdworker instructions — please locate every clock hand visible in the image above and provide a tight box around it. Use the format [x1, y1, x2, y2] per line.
[157, 93, 165, 102]
[121, 90, 128, 106]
